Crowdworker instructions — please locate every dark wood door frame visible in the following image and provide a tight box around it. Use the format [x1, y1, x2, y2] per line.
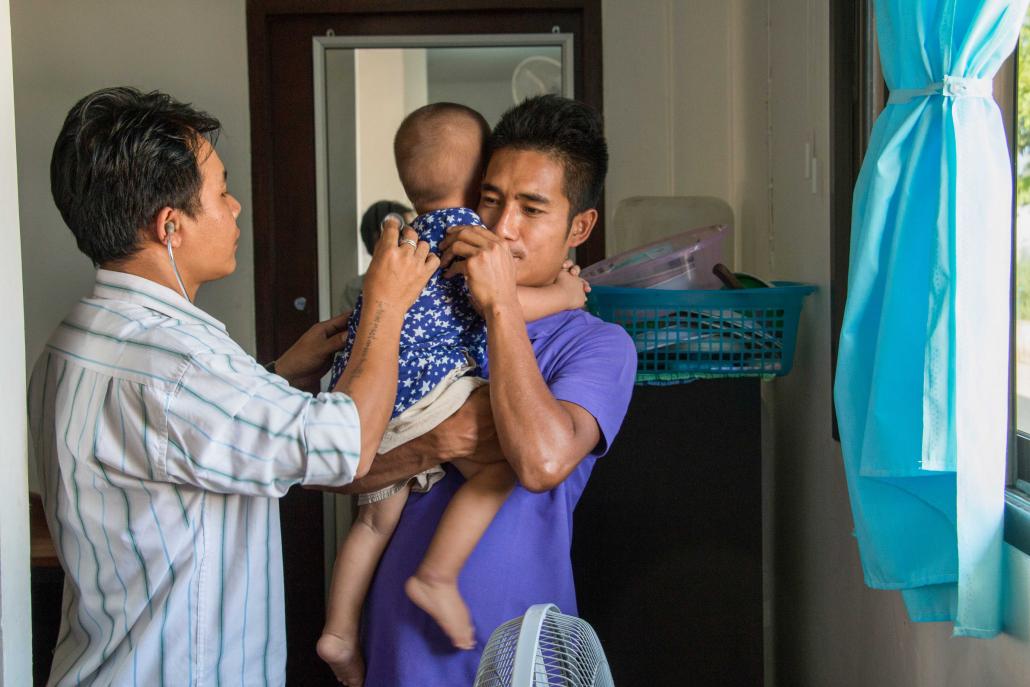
[247, 0, 604, 366]
[246, 2, 602, 682]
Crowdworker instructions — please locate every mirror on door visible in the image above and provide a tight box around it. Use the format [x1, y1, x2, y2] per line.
[312, 35, 573, 322]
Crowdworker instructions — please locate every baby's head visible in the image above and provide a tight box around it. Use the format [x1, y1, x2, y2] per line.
[394, 103, 490, 214]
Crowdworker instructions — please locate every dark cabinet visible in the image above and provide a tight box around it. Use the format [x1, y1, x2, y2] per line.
[573, 379, 764, 686]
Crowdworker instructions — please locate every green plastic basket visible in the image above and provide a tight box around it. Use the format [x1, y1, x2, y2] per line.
[586, 282, 816, 384]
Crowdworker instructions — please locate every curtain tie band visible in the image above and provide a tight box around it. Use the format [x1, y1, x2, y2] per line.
[887, 75, 993, 104]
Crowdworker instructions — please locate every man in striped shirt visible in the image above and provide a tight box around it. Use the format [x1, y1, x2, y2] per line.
[28, 87, 439, 686]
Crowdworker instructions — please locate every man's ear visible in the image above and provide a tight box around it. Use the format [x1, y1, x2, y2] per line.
[151, 207, 182, 248]
[567, 208, 598, 249]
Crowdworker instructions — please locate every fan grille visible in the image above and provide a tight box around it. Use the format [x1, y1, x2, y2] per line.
[475, 607, 614, 687]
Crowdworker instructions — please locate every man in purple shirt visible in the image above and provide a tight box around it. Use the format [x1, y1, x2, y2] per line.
[337, 95, 636, 686]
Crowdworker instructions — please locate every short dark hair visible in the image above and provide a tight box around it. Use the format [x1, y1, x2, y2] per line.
[50, 87, 221, 266]
[488, 95, 608, 218]
[360, 200, 412, 254]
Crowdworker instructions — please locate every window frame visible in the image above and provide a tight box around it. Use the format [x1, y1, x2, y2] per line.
[1010, 32, 1028, 487]
[1008, 24, 1030, 549]
[1006, 46, 1022, 489]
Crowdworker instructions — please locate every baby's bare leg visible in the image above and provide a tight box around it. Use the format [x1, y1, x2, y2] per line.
[318, 486, 409, 686]
[405, 459, 516, 650]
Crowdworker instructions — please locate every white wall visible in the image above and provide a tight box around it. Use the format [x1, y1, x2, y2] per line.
[355, 49, 418, 218]
[429, 78, 512, 127]
[602, 0, 768, 270]
[11, 0, 256, 371]
[0, 0, 31, 681]
[353, 48, 426, 272]
[403, 49, 428, 117]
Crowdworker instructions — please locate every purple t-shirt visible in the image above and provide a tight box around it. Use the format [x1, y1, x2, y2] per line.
[362, 308, 637, 686]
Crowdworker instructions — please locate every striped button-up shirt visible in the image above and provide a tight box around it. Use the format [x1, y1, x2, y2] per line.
[28, 270, 362, 686]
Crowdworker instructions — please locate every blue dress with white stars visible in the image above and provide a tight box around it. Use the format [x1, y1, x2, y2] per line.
[329, 207, 487, 417]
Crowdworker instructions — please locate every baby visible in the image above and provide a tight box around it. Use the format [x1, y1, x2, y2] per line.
[316, 102, 587, 686]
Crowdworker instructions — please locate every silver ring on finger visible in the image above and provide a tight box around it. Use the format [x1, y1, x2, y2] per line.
[399, 238, 418, 249]
[381, 212, 406, 231]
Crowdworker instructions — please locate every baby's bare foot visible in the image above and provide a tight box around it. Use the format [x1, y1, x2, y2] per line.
[317, 632, 366, 686]
[405, 574, 476, 650]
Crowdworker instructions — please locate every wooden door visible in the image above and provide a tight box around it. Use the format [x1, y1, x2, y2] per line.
[246, 2, 602, 682]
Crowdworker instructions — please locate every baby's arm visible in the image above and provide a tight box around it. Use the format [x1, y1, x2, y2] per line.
[517, 262, 590, 321]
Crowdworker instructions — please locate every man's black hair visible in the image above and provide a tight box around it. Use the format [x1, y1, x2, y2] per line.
[488, 95, 608, 218]
[50, 87, 222, 266]
[360, 200, 412, 254]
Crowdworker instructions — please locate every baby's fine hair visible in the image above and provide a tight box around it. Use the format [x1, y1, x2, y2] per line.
[394, 103, 490, 210]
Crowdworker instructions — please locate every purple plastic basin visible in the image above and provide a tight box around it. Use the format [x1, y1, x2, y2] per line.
[582, 224, 730, 290]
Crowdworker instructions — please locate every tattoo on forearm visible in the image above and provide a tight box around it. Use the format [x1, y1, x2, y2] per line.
[340, 301, 385, 394]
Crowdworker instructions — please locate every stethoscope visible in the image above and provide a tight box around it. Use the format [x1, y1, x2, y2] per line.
[164, 221, 191, 303]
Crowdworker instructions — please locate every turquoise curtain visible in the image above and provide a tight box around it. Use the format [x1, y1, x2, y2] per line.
[835, 0, 1028, 637]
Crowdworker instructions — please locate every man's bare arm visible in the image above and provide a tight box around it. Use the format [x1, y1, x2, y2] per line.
[441, 226, 601, 492]
[331, 220, 439, 478]
[482, 305, 601, 492]
[315, 385, 502, 494]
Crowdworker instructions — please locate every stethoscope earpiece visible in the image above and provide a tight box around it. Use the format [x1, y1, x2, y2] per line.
[163, 220, 190, 303]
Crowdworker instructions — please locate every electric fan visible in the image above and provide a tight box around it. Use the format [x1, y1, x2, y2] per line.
[474, 604, 615, 687]
[511, 56, 563, 105]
